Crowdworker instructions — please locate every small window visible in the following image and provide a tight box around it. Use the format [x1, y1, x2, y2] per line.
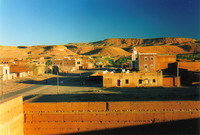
[153, 79, 156, 83]
[77, 62, 80, 64]
[144, 57, 148, 61]
[125, 79, 129, 84]
[150, 56, 154, 61]
[144, 64, 148, 70]
[139, 79, 142, 84]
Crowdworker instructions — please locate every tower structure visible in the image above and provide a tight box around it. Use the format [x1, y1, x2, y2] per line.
[131, 47, 139, 70]
[131, 47, 138, 61]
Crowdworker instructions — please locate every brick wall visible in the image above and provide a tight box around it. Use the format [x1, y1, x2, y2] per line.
[138, 54, 156, 72]
[24, 101, 200, 135]
[163, 77, 180, 87]
[0, 96, 24, 135]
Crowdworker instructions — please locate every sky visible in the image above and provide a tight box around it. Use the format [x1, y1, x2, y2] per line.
[0, 0, 199, 46]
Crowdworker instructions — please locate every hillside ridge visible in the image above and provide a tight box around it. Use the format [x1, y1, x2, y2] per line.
[0, 37, 199, 58]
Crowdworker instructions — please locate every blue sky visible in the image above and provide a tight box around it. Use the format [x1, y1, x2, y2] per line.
[0, 0, 199, 46]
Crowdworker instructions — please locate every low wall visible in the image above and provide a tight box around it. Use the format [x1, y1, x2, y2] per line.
[163, 77, 180, 87]
[0, 96, 24, 135]
[24, 101, 200, 135]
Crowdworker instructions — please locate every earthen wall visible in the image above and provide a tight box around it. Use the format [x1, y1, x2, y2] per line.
[0, 96, 24, 135]
[24, 101, 200, 135]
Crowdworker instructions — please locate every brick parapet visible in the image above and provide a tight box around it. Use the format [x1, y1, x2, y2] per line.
[24, 101, 200, 135]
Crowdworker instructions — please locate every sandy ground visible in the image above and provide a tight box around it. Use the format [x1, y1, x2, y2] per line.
[0, 74, 57, 95]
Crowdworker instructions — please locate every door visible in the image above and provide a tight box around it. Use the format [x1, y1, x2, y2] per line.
[117, 79, 121, 86]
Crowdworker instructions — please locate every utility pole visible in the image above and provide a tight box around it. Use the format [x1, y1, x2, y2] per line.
[176, 62, 180, 87]
[57, 71, 59, 94]
[80, 73, 82, 85]
[1, 74, 4, 101]
[177, 63, 179, 77]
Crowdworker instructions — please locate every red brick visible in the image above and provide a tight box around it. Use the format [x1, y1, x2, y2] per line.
[24, 103, 72, 112]
[88, 102, 106, 111]
[191, 112, 200, 118]
[81, 113, 100, 121]
[117, 113, 135, 121]
[63, 113, 82, 121]
[56, 102, 72, 112]
[164, 112, 173, 121]
[32, 114, 64, 122]
[141, 113, 154, 120]
[154, 113, 165, 122]
[104, 121, 125, 129]
[71, 102, 89, 111]
[24, 114, 33, 122]
[172, 112, 191, 121]
[108, 102, 131, 111]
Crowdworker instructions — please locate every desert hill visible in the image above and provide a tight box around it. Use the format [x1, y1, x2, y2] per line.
[0, 46, 29, 58]
[40, 45, 77, 56]
[83, 46, 131, 56]
[67, 37, 200, 55]
[0, 37, 199, 58]
[95, 37, 197, 47]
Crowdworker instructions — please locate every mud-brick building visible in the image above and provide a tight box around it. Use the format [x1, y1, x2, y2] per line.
[82, 62, 94, 69]
[132, 47, 176, 72]
[52, 58, 82, 72]
[103, 71, 163, 87]
[137, 53, 157, 72]
[0, 64, 10, 80]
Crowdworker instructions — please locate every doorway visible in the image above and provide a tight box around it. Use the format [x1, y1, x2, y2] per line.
[117, 79, 121, 86]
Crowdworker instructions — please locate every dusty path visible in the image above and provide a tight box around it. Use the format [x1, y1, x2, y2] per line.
[1, 70, 199, 102]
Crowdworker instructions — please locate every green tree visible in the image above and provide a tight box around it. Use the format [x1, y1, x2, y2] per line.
[46, 60, 52, 66]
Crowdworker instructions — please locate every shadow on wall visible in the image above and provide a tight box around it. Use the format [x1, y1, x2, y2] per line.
[58, 118, 200, 135]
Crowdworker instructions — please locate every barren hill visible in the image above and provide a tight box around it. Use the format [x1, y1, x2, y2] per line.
[83, 46, 131, 56]
[67, 37, 200, 55]
[99, 37, 197, 46]
[41, 45, 77, 56]
[0, 37, 199, 58]
[0, 46, 29, 58]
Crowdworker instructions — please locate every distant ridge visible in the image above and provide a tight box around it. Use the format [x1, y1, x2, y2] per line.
[90, 37, 198, 46]
[0, 37, 199, 58]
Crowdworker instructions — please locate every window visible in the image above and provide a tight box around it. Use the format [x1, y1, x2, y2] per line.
[139, 79, 142, 84]
[144, 64, 148, 71]
[125, 79, 129, 84]
[150, 56, 154, 61]
[5, 69, 8, 74]
[144, 57, 148, 61]
[153, 79, 156, 83]
[77, 62, 80, 64]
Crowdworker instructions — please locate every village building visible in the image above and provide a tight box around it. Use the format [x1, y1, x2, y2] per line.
[10, 65, 33, 78]
[103, 71, 163, 87]
[131, 47, 177, 72]
[0, 64, 10, 80]
[52, 58, 82, 72]
[32, 57, 46, 64]
[81, 56, 95, 69]
[178, 61, 200, 86]
[82, 62, 94, 69]
[102, 47, 180, 87]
